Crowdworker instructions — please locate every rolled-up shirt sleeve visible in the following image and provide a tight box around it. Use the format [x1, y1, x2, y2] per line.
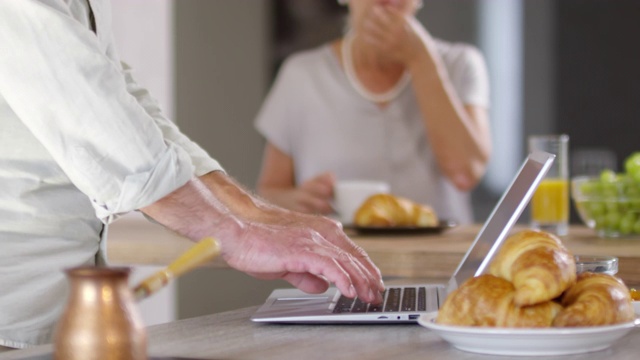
[0, 1, 221, 222]
[119, 61, 223, 177]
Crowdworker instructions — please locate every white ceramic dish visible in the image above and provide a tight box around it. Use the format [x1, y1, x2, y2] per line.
[418, 312, 640, 356]
[634, 301, 640, 316]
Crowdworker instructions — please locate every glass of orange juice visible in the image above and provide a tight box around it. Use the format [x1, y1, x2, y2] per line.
[529, 134, 570, 236]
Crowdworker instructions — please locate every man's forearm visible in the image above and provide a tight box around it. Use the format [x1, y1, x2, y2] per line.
[199, 171, 298, 225]
[140, 175, 245, 243]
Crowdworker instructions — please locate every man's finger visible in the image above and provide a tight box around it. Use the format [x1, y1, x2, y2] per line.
[305, 239, 380, 303]
[307, 218, 385, 294]
[284, 249, 358, 299]
[283, 272, 330, 294]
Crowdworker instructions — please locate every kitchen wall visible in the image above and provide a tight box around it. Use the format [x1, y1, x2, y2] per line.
[556, 0, 640, 169]
[173, 0, 270, 189]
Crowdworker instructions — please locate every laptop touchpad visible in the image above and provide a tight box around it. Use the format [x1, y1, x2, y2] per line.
[273, 297, 330, 307]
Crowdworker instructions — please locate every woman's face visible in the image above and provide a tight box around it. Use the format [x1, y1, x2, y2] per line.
[346, 0, 420, 32]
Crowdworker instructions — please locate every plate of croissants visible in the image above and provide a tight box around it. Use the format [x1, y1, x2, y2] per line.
[347, 193, 455, 235]
[418, 229, 640, 356]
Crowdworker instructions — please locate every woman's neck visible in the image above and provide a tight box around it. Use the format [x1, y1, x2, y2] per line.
[351, 37, 402, 71]
[349, 36, 406, 93]
[333, 34, 412, 105]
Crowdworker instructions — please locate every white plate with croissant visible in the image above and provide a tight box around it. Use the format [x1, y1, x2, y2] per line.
[419, 312, 640, 356]
[419, 229, 640, 356]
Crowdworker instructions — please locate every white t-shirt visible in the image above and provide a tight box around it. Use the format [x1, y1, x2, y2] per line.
[255, 40, 489, 224]
[0, 0, 222, 347]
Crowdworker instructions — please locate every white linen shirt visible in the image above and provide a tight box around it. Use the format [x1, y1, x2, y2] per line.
[0, 0, 222, 347]
[255, 41, 489, 224]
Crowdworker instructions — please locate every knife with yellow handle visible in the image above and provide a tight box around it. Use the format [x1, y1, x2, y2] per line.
[132, 237, 221, 302]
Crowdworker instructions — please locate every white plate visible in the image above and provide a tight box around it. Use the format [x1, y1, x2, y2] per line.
[345, 220, 457, 236]
[418, 312, 640, 356]
[634, 301, 640, 315]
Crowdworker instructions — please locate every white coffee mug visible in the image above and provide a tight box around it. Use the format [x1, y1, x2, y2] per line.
[334, 180, 390, 224]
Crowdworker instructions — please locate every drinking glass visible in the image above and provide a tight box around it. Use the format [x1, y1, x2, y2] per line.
[528, 134, 570, 236]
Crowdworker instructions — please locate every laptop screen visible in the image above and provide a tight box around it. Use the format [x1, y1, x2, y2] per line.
[446, 151, 555, 292]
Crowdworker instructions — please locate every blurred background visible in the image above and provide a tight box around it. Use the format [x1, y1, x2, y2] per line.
[110, 0, 640, 323]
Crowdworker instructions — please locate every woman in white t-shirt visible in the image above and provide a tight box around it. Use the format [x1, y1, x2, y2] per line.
[254, 0, 491, 224]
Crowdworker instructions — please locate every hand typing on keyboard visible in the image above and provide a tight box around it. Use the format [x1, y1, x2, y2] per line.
[333, 287, 428, 313]
[143, 172, 386, 304]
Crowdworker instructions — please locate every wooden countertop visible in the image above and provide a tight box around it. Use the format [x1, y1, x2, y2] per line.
[4, 215, 640, 360]
[106, 213, 640, 285]
[349, 224, 640, 285]
[2, 306, 639, 360]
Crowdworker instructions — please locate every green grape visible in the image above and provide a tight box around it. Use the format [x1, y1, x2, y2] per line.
[624, 152, 640, 174]
[624, 182, 639, 197]
[619, 214, 636, 235]
[605, 200, 619, 212]
[588, 201, 606, 216]
[594, 214, 607, 229]
[600, 169, 617, 183]
[579, 181, 598, 195]
[601, 182, 619, 197]
[604, 211, 621, 231]
[633, 219, 640, 234]
[618, 199, 631, 214]
[631, 168, 640, 183]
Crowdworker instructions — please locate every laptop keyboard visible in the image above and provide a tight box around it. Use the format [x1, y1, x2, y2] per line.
[332, 286, 430, 313]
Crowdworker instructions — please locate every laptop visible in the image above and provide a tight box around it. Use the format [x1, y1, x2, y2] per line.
[251, 151, 555, 324]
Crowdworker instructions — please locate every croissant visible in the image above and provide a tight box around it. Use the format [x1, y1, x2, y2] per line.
[353, 193, 438, 227]
[437, 274, 563, 327]
[489, 230, 576, 306]
[553, 272, 635, 327]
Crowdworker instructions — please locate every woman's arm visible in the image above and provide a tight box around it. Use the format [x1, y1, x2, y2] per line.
[257, 142, 335, 214]
[406, 42, 492, 191]
[360, 6, 492, 191]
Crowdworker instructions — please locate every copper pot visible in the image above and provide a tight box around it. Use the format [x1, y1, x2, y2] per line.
[53, 266, 147, 360]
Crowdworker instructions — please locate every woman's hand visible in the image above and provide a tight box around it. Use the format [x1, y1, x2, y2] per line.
[260, 172, 336, 215]
[257, 143, 336, 215]
[359, 4, 432, 67]
[294, 172, 336, 214]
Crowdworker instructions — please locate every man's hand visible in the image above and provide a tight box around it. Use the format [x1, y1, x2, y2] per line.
[142, 171, 384, 304]
[223, 209, 384, 302]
